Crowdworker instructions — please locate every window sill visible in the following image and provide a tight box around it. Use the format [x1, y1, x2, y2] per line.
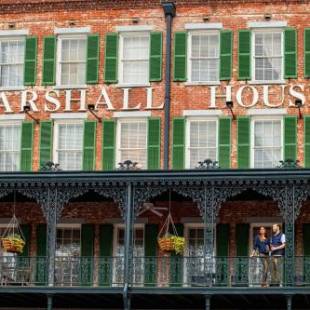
[53, 85, 88, 90]
[185, 81, 221, 86]
[248, 80, 286, 85]
[0, 86, 26, 91]
[115, 83, 151, 88]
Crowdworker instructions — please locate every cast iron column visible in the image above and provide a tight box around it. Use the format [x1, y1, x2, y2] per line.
[47, 295, 53, 310]
[123, 183, 134, 310]
[286, 295, 293, 310]
[162, 2, 176, 169]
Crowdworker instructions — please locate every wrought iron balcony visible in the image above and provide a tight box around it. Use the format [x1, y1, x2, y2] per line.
[1, 256, 310, 288]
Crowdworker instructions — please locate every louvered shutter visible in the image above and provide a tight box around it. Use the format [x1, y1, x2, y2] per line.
[39, 120, 53, 169]
[220, 30, 233, 80]
[149, 32, 162, 82]
[305, 28, 310, 78]
[170, 224, 183, 287]
[42, 36, 56, 85]
[20, 121, 34, 172]
[237, 117, 250, 168]
[216, 224, 229, 286]
[102, 120, 116, 170]
[24, 36, 37, 86]
[86, 34, 100, 84]
[81, 224, 94, 286]
[284, 116, 297, 161]
[235, 224, 249, 286]
[284, 28, 297, 79]
[36, 224, 47, 285]
[99, 224, 113, 286]
[147, 118, 161, 169]
[104, 33, 118, 83]
[144, 224, 158, 286]
[174, 32, 187, 81]
[218, 117, 231, 168]
[172, 118, 185, 169]
[304, 116, 310, 167]
[238, 30, 251, 80]
[83, 120, 97, 171]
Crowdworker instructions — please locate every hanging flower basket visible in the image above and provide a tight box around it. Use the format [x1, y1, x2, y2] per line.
[1, 215, 26, 254]
[158, 213, 185, 254]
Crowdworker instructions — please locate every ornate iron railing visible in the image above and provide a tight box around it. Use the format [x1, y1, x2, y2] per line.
[2, 256, 310, 288]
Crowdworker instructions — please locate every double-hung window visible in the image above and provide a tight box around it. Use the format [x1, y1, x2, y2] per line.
[188, 31, 220, 83]
[0, 122, 21, 172]
[57, 35, 87, 86]
[186, 119, 217, 169]
[252, 118, 282, 168]
[253, 30, 283, 82]
[119, 32, 150, 85]
[0, 38, 25, 87]
[117, 119, 147, 169]
[54, 121, 84, 170]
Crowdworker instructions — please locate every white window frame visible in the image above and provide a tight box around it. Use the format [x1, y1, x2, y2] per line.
[0, 120, 22, 172]
[0, 36, 25, 90]
[250, 116, 284, 168]
[187, 30, 220, 85]
[116, 118, 148, 169]
[117, 31, 150, 87]
[56, 34, 87, 88]
[53, 119, 84, 170]
[185, 117, 218, 169]
[251, 28, 284, 84]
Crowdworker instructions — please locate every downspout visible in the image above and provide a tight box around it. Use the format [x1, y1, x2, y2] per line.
[162, 2, 176, 170]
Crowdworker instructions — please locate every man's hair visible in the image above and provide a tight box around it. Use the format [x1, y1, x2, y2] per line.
[273, 223, 282, 231]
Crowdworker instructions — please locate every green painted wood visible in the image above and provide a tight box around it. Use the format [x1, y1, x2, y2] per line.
[172, 118, 185, 169]
[83, 120, 97, 171]
[20, 121, 34, 172]
[86, 34, 100, 84]
[237, 116, 250, 168]
[218, 117, 231, 168]
[99, 224, 113, 286]
[304, 28, 310, 78]
[304, 116, 310, 167]
[147, 118, 161, 169]
[36, 224, 47, 285]
[39, 120, 53, 169]
[284, 115, 297, 161]
[149, 32, 162, 82]
[235, 224, 249, 286]
[220, 30, 233, 80]
[24, 36, 37, 86]
[102, 120, 116, 170]
[104, 33, 118, 83]
[216, 224, 229, 286]
[173, 32, 187, 81]
[81, 224, 94, 286]
[238, 30, 251, 80]
[42, 36, 56, 85]
[284, 28, 297, 79]
[20, 224, 30, 257]
[144, 224, 158, 286]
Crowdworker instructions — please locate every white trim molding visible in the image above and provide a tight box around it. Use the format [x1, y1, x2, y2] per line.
[247, 108, 287, 116]
[185, 23, 223, 30]
[0, 114, 25, 121]
[248, 21, 287, 28]
[0, 29, 29, 36]
[113, 111, 151, 118]
[54, 27, 91, 35]
[183, 109, 223, 117]
[50, 112, 87, 120]
[116, 25, 154, 32]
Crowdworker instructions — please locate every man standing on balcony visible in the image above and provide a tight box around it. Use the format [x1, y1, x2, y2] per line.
[270, 224, 286, 287]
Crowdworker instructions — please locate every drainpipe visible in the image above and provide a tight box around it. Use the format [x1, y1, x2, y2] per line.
[162, 2, 176, 170]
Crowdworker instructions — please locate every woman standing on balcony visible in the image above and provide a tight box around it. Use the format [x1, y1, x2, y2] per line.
[251, 226, 270, 288]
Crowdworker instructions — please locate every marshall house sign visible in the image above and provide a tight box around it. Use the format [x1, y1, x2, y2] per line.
[0, 84, 308, 113]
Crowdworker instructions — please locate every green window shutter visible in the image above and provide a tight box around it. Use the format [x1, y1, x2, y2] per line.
[147, 118, 161, 169]
[102, 120, 116, 170]
[305, 28, 310, 78]
[218, 117, 231, 168]
[86, 34, 100, 84]
[216, 224, 229, 286]
[36, 224, 47, 285]
[238, 30, 251, 80]
[144, 224, 158, 286]
[237, 116, 250, 168]
[83, 120, 97, 171]
[284, 115, 297, 161]
[235, 224, 249, 286]
[20, 224, 30, 257]
[20, 121, 34, 172]
[81, 224, 94, 286]
[173, 32, 187, 81]
[305, 116, 310, 167]
[42, 36, 56, 85]
[284, 28, 297, 79]
[220, 30, 233, 80]
[170, 224, 183, 287]
[104, 33, 118, 84]
[172, 118, 185, 169]
[149, 32, 162, 82]
[39, 120, 53, 169]
[99, 224, 113, 286]
[24, 36, 37, 86]
[303, 224, 310, 256]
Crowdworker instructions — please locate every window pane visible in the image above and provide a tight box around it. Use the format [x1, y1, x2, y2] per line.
[0, 124, 21, 171]
[123, 61, 148, 84]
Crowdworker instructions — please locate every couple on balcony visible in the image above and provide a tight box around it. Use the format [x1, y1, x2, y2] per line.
[251, 224, 286, 288]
